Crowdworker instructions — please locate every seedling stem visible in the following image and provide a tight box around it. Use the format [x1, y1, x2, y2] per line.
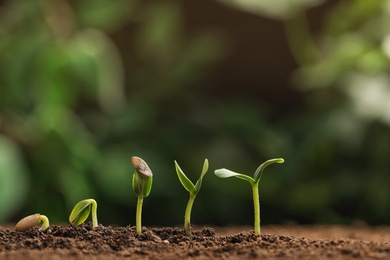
[136, 197, 144, 234]
[252, 183, 260, 234]
[184, 193, 196, 234]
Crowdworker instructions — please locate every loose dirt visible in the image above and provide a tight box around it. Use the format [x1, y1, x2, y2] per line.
[0, 223, 389, 259]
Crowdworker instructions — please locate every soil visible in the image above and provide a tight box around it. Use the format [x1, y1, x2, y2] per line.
[0, 223, 389, 259]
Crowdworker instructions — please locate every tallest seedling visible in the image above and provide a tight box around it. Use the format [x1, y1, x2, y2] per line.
[131, 156, 153, 234]
[214, 158, 284, 234]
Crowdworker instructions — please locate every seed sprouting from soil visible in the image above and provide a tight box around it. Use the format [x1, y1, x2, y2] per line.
[15, 213, 50, 231]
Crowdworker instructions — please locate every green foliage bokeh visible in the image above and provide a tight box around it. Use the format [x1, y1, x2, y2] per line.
[1, 0, 390, 227]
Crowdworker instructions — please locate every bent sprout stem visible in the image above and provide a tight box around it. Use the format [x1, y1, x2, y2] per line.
[214, 158, 284, 234]
[39, 215, 50, 231]
[69, 198, 98, 228]
[90, 199, 98, 228]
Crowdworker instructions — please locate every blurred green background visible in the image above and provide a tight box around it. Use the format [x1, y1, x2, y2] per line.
[1, 0, 390, 227]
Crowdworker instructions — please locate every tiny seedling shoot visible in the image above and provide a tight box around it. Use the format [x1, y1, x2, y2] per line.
[15, 213, 49, 231]
[214, 158, 284, 235]
[175, 158, 209, 236]
[69, 198, 98, 228]
[131, 156, 153, 234]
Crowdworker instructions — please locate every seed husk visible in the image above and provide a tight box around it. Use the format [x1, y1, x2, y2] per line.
[15, 213, 41, 231]
[131, 156, 153, 177]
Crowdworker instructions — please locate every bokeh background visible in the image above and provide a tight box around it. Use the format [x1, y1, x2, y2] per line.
[1, 0, 390, 228]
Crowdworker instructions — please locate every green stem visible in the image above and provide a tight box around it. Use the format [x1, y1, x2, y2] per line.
[184, 193, 196, 236]
[136, 196, 144, 234]
[90, 199, 98, 228]
[252, 183, 260, 234]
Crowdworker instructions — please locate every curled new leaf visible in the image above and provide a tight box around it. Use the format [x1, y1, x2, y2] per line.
[253, 158, 284, 183]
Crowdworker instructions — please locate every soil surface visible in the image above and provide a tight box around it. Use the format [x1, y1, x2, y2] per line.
[0, 223, 389, 259]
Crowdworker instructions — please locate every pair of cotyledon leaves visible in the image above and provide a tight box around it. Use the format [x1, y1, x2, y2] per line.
[175, 159, 209, 195]
[214, 158, 284, 185]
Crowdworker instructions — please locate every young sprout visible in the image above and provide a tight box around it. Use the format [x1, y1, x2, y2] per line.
[214, 158, 284, 234]
[175, 159, 209, 236]
[15, 213, 50, 231]
[69, 198, 98, 228]
[131, 156, 153, 234]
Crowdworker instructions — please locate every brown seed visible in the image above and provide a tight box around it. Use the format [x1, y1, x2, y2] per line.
[15, 213, 41, 231]
[131, 156, 153, 177]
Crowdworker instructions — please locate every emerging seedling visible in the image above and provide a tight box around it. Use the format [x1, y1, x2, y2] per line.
[131, 156, 153, 234]
[15, 213, 49, 231]
[69, 198, 98, 228]
[214, 158, 284, 234]
[175, 158, 209, 236]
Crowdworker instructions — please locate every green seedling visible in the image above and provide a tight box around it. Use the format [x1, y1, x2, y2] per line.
[131, 156, 153, 234]
[69, 198, 98, 228]
[175, 158, 209, 236]
[214, 158, 284, 234]
[15, 213, 49, 231]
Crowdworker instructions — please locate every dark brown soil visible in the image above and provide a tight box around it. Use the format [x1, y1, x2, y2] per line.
[0, 223, 389, 259]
